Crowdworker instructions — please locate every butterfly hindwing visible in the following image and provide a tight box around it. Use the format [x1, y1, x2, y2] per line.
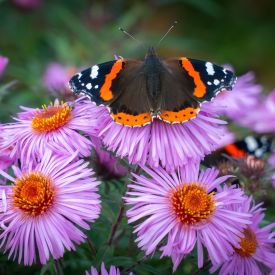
[109, 60, 153, 127]
[158, 59, 201, 123]
[69, 59, 125, 105]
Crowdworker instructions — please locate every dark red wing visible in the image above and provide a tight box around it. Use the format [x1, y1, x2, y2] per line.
[109, 60, 153, 127]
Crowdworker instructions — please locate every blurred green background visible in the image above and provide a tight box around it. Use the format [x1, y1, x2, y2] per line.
[1, 0, 275, 122]
[0, 1, 275, 274]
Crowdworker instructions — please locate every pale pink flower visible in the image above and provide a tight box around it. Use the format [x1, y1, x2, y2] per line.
[125, 163, 251, 271]
[0, 150, 101, 265]
[210, 197, 275, 275]
[0, 98, 98, 165]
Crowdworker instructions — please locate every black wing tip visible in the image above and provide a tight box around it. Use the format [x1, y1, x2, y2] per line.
[227, 75, 237, 91]
[68, 77, 80, 95]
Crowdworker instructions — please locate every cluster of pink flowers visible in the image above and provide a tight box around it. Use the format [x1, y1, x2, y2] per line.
[0, 56, 274, 275]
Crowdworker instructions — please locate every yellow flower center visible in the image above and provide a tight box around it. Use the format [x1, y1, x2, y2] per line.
[31, 104, 72, 133]
[12, 172, 55, 216]
[171, 183, 215, 225]
[234, 227, 258, 257]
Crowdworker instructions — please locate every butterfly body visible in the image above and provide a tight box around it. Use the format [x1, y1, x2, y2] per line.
[69, 47, 237, 127]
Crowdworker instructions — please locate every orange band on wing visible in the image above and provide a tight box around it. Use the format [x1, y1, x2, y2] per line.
[111, 112, 152, 127]
[224, 144, 246, 158]
[159, 107, 199, 123]
[100, 60, 124, 101]
[181, 58, 206, 98]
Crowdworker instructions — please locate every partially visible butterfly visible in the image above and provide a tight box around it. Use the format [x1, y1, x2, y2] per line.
[69, 27, 236, 127]
[203, 135, 272, 167]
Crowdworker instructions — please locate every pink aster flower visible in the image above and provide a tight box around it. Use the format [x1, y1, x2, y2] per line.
[212, 68, 262, 122]
[0, 128, 16, 170]
[0, 150, 101, 265]
[86, 262, 134, 275]
[210, 197, 275, 275]
[125, 164, 251, 271]
[43, 63, 78, 98]
[238, 90, 275, 133]
[0, 149, 15, 171]
[0, 126, 16, 171]
[0, 56, 9, 77]
[96, 102, 227, 171]
[91, 137, 128, 180]
[0, 98, 98, 165]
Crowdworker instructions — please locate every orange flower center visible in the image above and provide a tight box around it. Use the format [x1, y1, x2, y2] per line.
[234, 227, 258, 257]
[12, 172, 55, 216]
[31, 104, 72, 133]
[171, 183, 215, 225]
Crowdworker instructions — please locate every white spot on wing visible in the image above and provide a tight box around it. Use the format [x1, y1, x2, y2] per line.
[245, 136, 258, 152]
[207, 81, 212, 85]
[77, 73, 82, 79]
[86, 83, 92, 89]
[95, 85, 99, 89]
[206, 62, 215, 75]
[214, 79, 220, 85]
[255, 148, 264, 158]
[91, 65, 99, 79]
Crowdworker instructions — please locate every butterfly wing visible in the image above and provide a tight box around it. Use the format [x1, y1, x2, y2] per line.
[69, 59, 125, 105]
[69, 59, 153, 127]
[158, 58, 236, 123]
[179, 57, 236, 102]
[225, 136, 272, 158]
[109, 60, 153, 127]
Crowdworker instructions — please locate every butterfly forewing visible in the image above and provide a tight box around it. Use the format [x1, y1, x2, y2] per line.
[179, 57, 236, 102]
[69, 60, 124, 105]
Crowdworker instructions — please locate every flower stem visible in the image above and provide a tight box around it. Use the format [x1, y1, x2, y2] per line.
[107, 202, 125, 245]
[87, 238, 97, 257]
[54, 259, 62, 275]
[107, 165, 140, 246]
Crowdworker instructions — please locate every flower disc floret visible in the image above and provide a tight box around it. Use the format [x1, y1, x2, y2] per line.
[12, 172, 54, 216]
[31, 104, 72, 133]
[234, 227, 257, 257]
[171, 183, 215, 225]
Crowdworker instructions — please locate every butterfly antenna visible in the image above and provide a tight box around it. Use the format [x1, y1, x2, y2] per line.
[156, 20, 178, 47]
[119, 27, 146, 49]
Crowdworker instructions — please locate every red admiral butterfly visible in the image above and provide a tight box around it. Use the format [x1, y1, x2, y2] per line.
[204, 135, 272, 167]
[69, 31, 236, 127]
[223, 136, 272, 159]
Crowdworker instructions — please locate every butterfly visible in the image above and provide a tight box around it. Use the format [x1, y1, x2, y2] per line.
[69, 47, 236, 127]
[203, 135, 272, 167]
